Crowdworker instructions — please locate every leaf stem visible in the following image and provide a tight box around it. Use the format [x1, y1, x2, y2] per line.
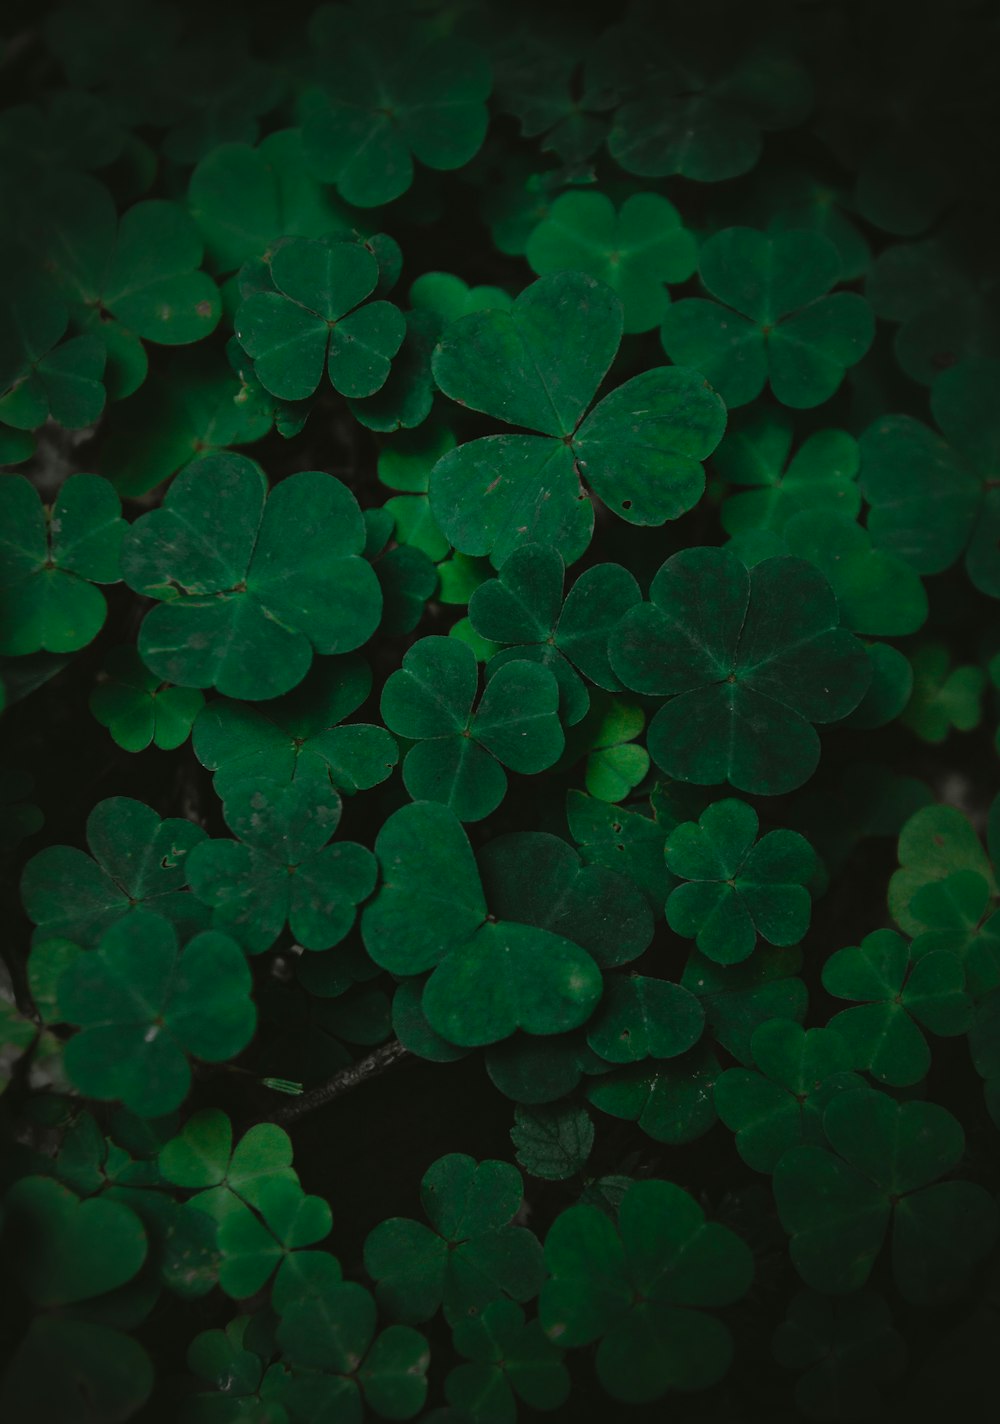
[268, 1039, 410, 1123]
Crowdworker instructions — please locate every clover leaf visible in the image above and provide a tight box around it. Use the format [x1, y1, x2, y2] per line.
[446, 1298, 569, 1423]
[90, 646, 204, 753]
[0, 473, 123, 655]
[122, 453, 381, 700]
[158, 1110, 297, 1222]
[681, 945, 807, 1065]
[234, 236, 405, 402]
[611, 547, 870, 794]
[661, 228, 873, 408]
[216, 1175, 333, 1299]
[380, 636, 564, 822]
[714, 1020, 863, 1172]
[188, 129, 355, 275]
[566, 790, 673, 908]
[39, 172, 221, 394]
[586, 1043, 721, 1146]
[491, 18, 610, 166]
[860, 358, 1000, 596]
[0, 275, 106, 434]
[773, 1290, 906, 1423]
[906, 870, 1000, 1001]
[467, 544, 641, 726]
[525, 191, 696, 333]
[715, 412, 861, 536]
[366, 801, 655, 1048]
[665, 799, 816, 964]
[773, 1086, 999, 1302]
[900, 643, 984, 742]
[300, 9, 492, 207]
[276, 1277, 429, 1422]
[429, 271, 726, 565]
[539, 1179, 753, 1400]
[364, 1153, 544, 1325]
[821, 929, 971, 1086]
[186, 777, 376, 954]
[888, 803, 996, 938]
[606, 39, 812, 183]
[584, 972, 704, 1064]
[0, 1318, 153, 1424]
[56, 910, 254, 1117]
[21, 796, 208, 946]
[192, 654, 396, 801]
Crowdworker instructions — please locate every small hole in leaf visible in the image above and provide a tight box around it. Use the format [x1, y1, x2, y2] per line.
[621, 500, 632, 510]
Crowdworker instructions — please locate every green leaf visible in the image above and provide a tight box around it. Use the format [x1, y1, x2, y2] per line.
[665, 800, 815, 964]
[123, 454, 381, 699]
[888, 803, 996, 938]
[540, 1179, 753, 1400]
[90, 647, 204, 753]
[0, 473, 123, 655]
[661, 228, 872, 408]
[716, 412, 861, 535]
[900, 643, 984, 742]
[364, 1154, 544, 1325]
[612, 548, 870, 794]
[447, 1298, 570, 1421]
[0, 1317, 153, 1424]
[430, 272, 724, 564]
[586, 1044, 721, 1146]
[585, 974, 704, 1064]
[58, 910, 255, 1115]
[526, 190, 696, 334]
[772, 1289, 906, 1422]
[21, 796, 209, 946]
[510, 1102, 594, 1181]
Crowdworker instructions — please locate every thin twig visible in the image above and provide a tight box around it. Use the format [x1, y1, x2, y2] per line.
[268, 1039, 410, 1124]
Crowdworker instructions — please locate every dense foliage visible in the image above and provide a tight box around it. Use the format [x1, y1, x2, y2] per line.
[2, 1, 999, 1421]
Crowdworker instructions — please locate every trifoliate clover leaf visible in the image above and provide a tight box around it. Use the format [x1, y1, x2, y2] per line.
[362, 804, 609, 1047]
[583, 700, 650, 803]
[714, 1020, 863, 1172]
[300, 9, 492, 207]
[370, 540, 438, 635]
[821, 929, 971, 1086]
[234, 237, 405, 402]
[380, 637, 564, 822]
[753, 168, 871, 281]
[216, 1175, 333, 1299]
[682, 945, 807, 1065]
[276, 1278, 429, 1422]
[584, 973, 704, 1064]
[715, 412, 861, 536]
[39, 172, 221, 379]
[661, 228, 873, 409]
[186, 777, 376, 954]
[510, 1103, 594, 1182]
[364, 1153, 544, 1325]
[772, 1290, 906, 1423]
[57, 910, 255, 1116]
[0, 473, 123, 655]
[859, 358, 1000, 595]
[468, 545, 641, 727]
[192, 655, 396, 801]
[98, 347, 273, 498]
[888, 803, 996, 938]
[90, 646, 204, 753]
[188, 129, 356, 275]
[773, 1087, 999, 1302]
[0, 276, 106, 433]
[185, 1317, 283, 1421]
[611, 547, 870, 794]
[605, 40, 812, 183]
[429, 271, 726, 565]
[486, 1032, 604, 1107]
[446, 1298, 569, 1423]
[348, 308, 440, 434]
[158, 1110, 297, 1222]
[539, 1179, 753, 1400]
[491, 17, 610, 166]
[3, 1173, 147, 1305]
[21, 795, 208, 946]
[122, 453, 381, 700]
[586, 1043, 721, 1146]
[525, 191, 696, 334]
[900, 643, 984, 742]
[665, 799, 816, 964]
